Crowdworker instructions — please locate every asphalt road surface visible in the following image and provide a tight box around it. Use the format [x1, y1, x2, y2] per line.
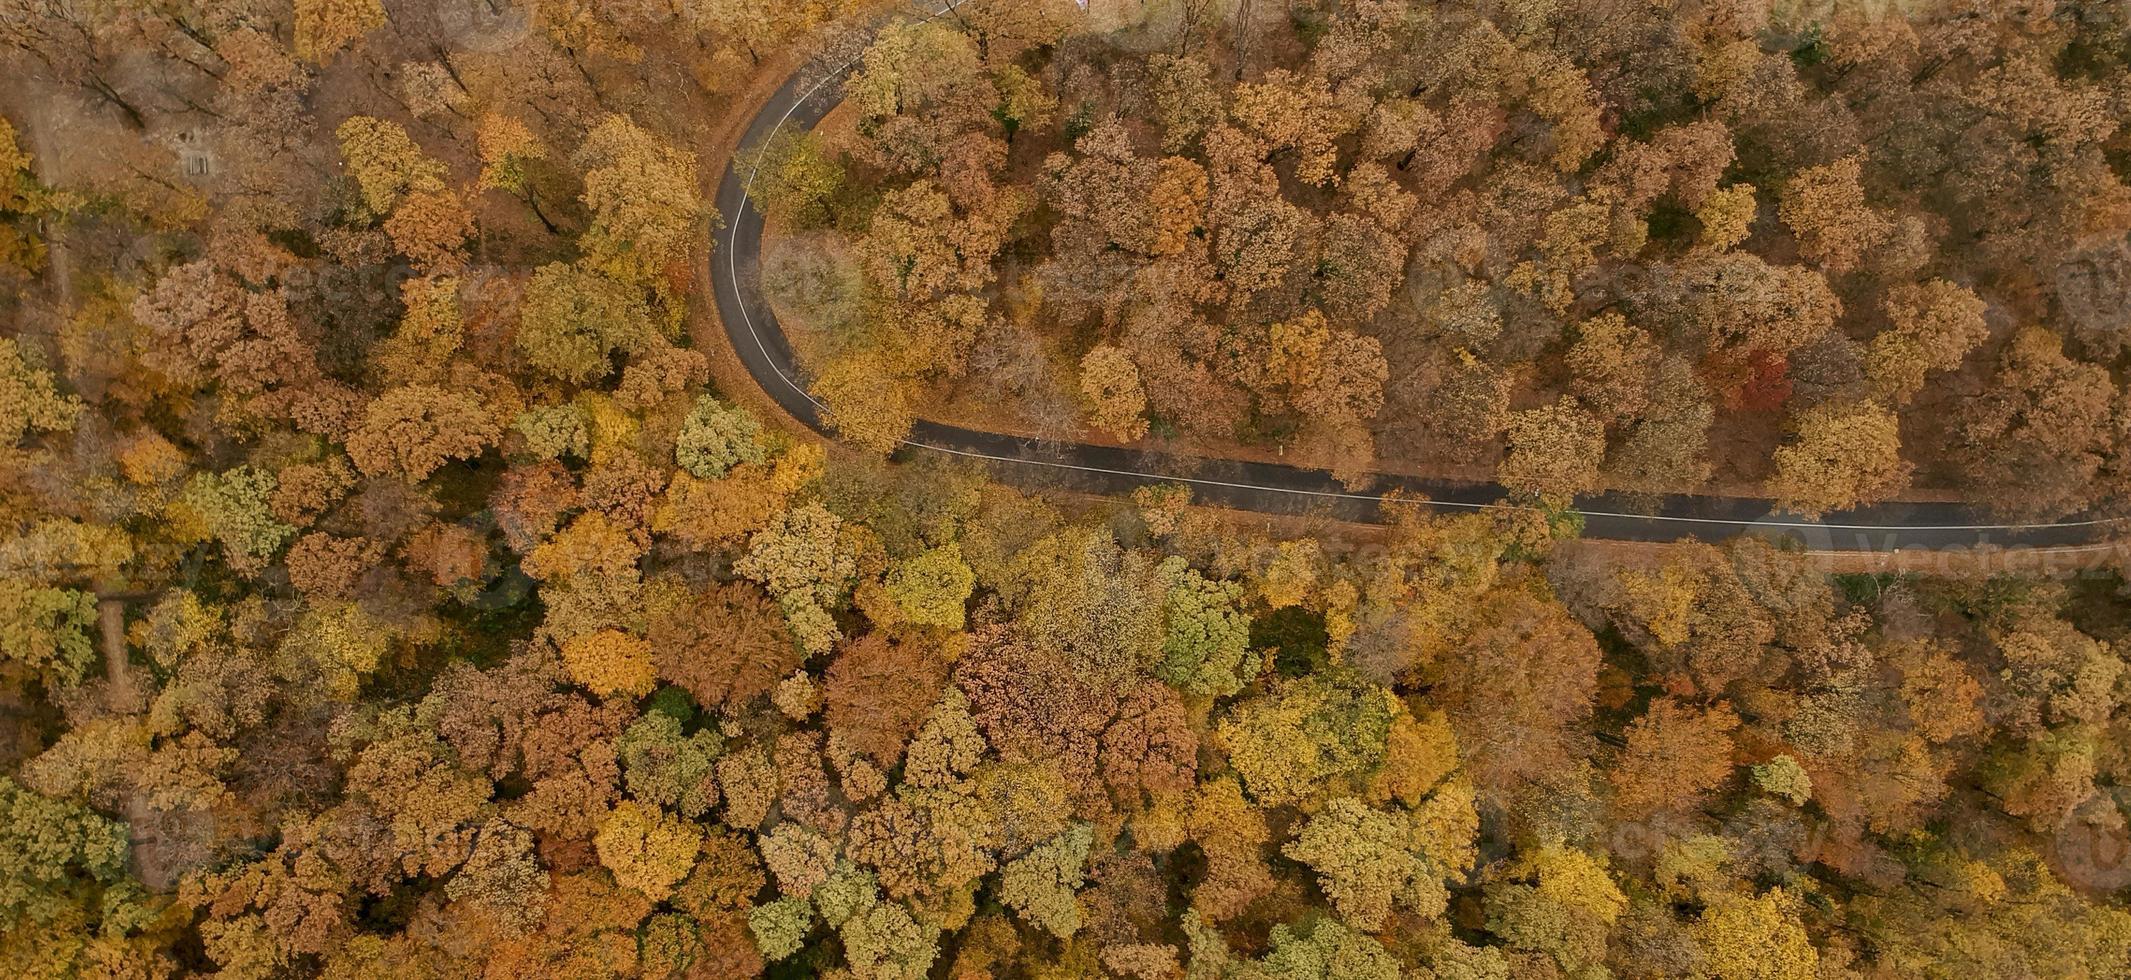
[710, 24, 2118, 552]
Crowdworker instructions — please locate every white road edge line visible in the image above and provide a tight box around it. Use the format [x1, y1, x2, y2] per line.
[720, 3, 2119, 537]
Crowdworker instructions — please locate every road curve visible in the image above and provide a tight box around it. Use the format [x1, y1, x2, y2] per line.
[710, 23, 2118, 552]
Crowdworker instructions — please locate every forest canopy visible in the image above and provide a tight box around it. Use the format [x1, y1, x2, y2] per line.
[2, 1, 2131, 979]
[754, 0, 2131, 519]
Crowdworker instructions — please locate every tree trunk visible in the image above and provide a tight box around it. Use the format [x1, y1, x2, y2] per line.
[431, 44, 473, 95]
[89, 72, 148, 130]
[525, 188, 561, 234]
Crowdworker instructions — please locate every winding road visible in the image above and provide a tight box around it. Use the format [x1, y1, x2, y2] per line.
[709, 17, 2118, 552]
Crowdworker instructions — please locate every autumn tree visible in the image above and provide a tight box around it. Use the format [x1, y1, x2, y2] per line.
[1230, 69, 1357, 188]
[1101, 683, 1200, 805]
[1778, 155, 1890, 274]
[1566, 313, 1660, 424]
[1578, 363, 1678, 482]
[1153, 558, 1252, 700]
[1427, 589, 1601, 808]
[844, 20, 994, 174]
[476, 112, 555, 230]
[374, 276, 464, 386]
[882, 545, 975, 630]
[1081, 345, 1150, 442]
[749, 896, 814, 962]
[0, 776, 130, 922]
[1696, 183, 1759, 253]
[383, 188, 475, 272]
[1954, 328, 2116, 517]
[812, 350, 916, 453]
[1608, 699, 1740, 818]
[1484, 845, 1627, 976]
[1235, 918, 1403, 980]
[515, 262, 656, 385]
[595, 800, 702, 901]
[735, 502, 862, 654]
[1043, 120, 1161, 260]
[561, 629, 656, 698]
[173, 466, 297, 573]
[1255, 309, 1388, 426]
[744, 131, 845, 229]
[954, 635, 1123, 811]
[0, 117, 60, 275]
[1498, 397, 1606, 503]
[839, 899, 939, 980]
[1767, 400, 1912, 517]
[998, 824, 1095, 939]
[673, 395, 767, 478]
[577, 114, 708, 297]
[859, 180, 1016, 303]
[0, 578, 97, 687]
[825, 632, 953, 768]
[1282, 797, 1453, 931]
[1695, 887, 1820, 980]
[617, 712, 721, 819]
[446, 821, 549, 932]
[284, 533, 383, 599]
[1635, 252, 1840, 370]
[1987, 616, 2125, 737]
[1316, 212, 1408, 325]
[294, 0, 384, 63]
[1214, 672, 1395, 808]
[336, 116, 445, 215]
[346, 385, 502, 482]
[683, 0, 864, 69]
[0, 337, 80, 447]
[990, 527, 1165, 685]
[1557, 541, 1782, 697]
[647, 580, 807, 711]
[1867, 280, 1989, 405]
